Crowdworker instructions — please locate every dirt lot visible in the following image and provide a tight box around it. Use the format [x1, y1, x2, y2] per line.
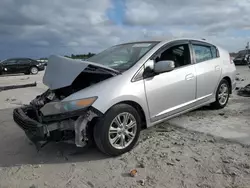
[0, 66, 250, 188]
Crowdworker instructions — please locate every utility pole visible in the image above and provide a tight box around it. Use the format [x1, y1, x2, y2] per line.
[246, 42, 249, 54]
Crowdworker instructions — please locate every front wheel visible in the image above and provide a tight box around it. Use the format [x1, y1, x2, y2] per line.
[94, 104, 141, 156]
[211, 79, 230, 109]
[30, 66, 38, 75]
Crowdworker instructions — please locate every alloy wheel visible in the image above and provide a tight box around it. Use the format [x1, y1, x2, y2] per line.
[31, 67, 38, 74]
[218, 83, 229, 105]
[108, 112, 137, 150]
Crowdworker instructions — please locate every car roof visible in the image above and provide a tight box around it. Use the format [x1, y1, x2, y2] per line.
[121, 37, 213, 45]
[5, 58, 35, 61]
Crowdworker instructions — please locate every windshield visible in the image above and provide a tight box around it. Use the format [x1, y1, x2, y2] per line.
[87, 42, 159, 71]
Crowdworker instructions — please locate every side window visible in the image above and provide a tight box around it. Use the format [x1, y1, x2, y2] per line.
[18, 59, 30, 64]
[211, 46, 219, 58]
[155, 44, 191, 68]
[192, 44, 213, 63]
[5, 59, 17, 64]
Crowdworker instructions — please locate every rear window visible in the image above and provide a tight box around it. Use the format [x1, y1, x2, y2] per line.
[193, 45, 213, 63]
[2, 59, 17, 64]
[211, 46, 219, 58]
[192, 44, 219, 63]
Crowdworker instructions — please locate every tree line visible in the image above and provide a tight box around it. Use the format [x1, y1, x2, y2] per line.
[39, 52, 96, 61]
[64, 53, 95, 60]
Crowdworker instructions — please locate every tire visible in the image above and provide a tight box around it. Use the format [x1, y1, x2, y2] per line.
[30, 66, 38, 75]
[94, 104, 141, 156]
[211, 79, 230, 109]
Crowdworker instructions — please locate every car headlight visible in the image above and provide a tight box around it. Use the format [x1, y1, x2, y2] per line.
[40, 96, 98, 116]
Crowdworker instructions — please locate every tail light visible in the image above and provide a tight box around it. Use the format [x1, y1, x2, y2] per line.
[229, 55, 234, 64]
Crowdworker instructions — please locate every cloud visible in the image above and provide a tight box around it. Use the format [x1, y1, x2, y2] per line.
[0, 0, 250, 59]
[123, 0, 250, 51]
[0, 0, 114, 58]
[124, 0, 250, 31]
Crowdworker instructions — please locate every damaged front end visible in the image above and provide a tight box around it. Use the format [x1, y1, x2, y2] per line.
[13, 55, 118, 149]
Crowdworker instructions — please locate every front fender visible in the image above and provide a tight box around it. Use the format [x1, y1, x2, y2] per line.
[62, 73, 151, 127]
[91, 80, 150, 127]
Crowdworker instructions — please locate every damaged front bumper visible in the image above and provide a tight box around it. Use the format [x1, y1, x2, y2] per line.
[13, 105, 102, 149]
[13, 106, 46, 144]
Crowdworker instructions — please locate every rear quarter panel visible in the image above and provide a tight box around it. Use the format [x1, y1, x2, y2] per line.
[217, 46, 236, 91]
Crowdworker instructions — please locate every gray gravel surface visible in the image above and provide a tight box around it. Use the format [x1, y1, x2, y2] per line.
[0, 122, 250, 188]
[0, 66, 250, 188]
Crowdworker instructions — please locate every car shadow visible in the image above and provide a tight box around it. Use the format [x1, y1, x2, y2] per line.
[0, 71, 44, 77]
[192, 105, 212, 112]
[0, 108, 108, 167]
[0, 73, 27, 77]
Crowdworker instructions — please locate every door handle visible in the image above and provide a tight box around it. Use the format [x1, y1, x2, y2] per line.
[185, 73, 195, 80]
[215, 65, 220, 71]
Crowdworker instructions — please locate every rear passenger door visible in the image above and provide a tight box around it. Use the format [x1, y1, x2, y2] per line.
[17, 59, 31, 72]
[191, 41, 222, 103]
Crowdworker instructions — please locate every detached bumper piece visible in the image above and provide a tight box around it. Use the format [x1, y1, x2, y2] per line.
[13, 106, 48, 149]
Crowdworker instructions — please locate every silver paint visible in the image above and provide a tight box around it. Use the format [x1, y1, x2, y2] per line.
[45, 38, 236, 129]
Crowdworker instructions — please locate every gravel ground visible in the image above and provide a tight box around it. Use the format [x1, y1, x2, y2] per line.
[0, 72, 47, 109]
[0, 66, 250, 188]
[0, 125, 250, 188]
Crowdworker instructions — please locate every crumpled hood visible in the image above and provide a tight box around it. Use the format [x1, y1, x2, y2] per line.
[43, 55, 119, 90]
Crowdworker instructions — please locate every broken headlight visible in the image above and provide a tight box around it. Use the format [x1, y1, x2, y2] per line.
[40, 96, 98, 116]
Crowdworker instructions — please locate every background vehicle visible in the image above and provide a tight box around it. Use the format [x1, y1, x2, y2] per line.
[233, 53, 250, 65]
[0, 58, 45, 75]
[37, 59, 48, 66]
[13, 38, 236, 156]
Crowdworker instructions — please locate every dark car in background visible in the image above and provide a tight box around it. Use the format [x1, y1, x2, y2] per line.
[233, 49, 250, 65]
[0, 58, 45, 75]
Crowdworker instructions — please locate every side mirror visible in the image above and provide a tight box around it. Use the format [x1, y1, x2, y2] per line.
[154, 60, 175, 74]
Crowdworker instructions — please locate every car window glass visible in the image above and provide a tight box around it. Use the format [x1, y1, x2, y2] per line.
[156, 44, 191, 68]
[18, 59, 29, 64]
[88, 42, 158, 72]
[211, 46, 218, 58]
[3, 59, 16, 64]
[193, 44, 213, 63]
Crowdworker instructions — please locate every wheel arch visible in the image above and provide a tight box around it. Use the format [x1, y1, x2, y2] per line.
[222, 76, 232, 94]
[29, 65, 39, 70]
[114, 101, 147, 129]
[95, 100, 148, 130]
[30, 65, 39, 68]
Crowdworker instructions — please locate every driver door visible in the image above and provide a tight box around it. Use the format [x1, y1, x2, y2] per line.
[144, 41, 197, 122]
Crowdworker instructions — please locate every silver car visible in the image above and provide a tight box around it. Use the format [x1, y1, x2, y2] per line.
[13, 38, 236, 156]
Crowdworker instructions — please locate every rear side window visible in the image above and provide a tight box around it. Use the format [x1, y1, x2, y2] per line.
[211, 46, 219, 58]
[18, 59, 30, 64]
[6, 59, 17, 64]
[192, 44, 213, 63]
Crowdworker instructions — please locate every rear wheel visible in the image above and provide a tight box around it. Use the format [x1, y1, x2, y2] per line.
[211, 79, 230, 109]
[30, 66, 38, 75]
[94, 104, 141, 156]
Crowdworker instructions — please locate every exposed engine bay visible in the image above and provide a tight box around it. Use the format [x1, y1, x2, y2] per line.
[31, 66, 114, 108]
[13, 56, 119, 149]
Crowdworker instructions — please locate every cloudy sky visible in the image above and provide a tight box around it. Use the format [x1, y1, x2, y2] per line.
[0, 0, 250, 59]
